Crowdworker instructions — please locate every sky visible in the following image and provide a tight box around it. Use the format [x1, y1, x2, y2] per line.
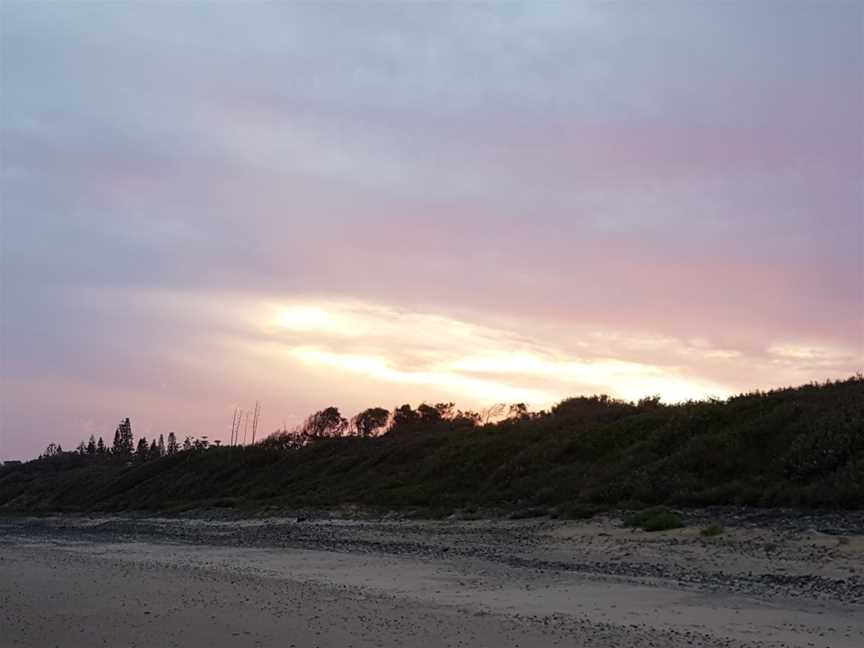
[1, 1, 862, 459]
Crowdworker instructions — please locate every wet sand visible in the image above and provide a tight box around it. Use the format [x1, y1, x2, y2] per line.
[1, 512, 862, 647]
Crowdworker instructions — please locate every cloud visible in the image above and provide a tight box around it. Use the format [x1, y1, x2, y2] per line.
[1, 2, 861, 459]
[257, 298, 740, 404]
[254, 298, 861, 405]
[767, 343, 863, 370]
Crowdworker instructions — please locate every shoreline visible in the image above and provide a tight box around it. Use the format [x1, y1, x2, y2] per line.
[2, 510, 863, 647]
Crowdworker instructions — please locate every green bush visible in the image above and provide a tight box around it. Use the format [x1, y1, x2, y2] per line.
[700, 523, 725, 537]
[623, 507, 685, 531]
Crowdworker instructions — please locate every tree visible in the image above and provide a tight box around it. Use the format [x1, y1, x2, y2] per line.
[166, 432, 178, 455]
[96, 437, 106, 455]
[452, 409, 481, 426]
[77, 441, 86, 455]
[637, 395, 662, 409]
[86, 435, 97, 456]
[507, 403, 530, 420]
[135, 437, 149, 463]
[157, 434, 166, 457]
[113, 418, 134, 457]
[391, 404, 419, 429]
[182, 436, 192, 452]
[417, 402, 455, 424]
[260, 428, 304, 451]
[300, 407, 347, 442]
[481, 403, 507, 424]
[148, 439, 159, 460]
[416, 403, 441, 423]
[351, 407, 389, 437]
[41, 442, 61, 458]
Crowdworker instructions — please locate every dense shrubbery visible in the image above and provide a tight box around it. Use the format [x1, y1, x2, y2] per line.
[0, 376, 861, 513]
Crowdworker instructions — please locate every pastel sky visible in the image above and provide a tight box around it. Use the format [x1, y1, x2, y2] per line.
[1, 2, 862, 459]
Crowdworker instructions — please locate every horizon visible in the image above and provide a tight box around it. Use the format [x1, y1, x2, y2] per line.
[2, 2, 863, 460]
[13, 374, 864, 462]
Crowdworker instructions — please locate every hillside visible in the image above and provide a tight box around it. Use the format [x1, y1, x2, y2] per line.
[1, 377, 862, 514]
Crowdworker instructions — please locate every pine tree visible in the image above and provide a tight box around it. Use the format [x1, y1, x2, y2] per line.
[42, 442, 60, 458]
[97, 437, 106, 455]
[113, 418, 134, 457]
[135, 437, 149, 462]
[182, 436, 192, 452]
[157, 434, 166, 458]
[86, 435, 97, 455]
[77, 441, 86, 455]
[166, 432, 178, 455]
[148, 439, 159, 460]
[121, 418, 134, 455]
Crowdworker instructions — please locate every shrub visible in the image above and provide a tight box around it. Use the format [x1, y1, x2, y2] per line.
[700, 523, 725, 537]
[623, 507, 684, 532]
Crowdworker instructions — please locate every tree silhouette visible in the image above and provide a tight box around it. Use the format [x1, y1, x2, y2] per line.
[260, 428, 304, 451]
[157, 434, 166, 457]
[481, 403, 507, 423]
[507, 403, 530, 420]
[41, 442, 64, 457]
[300, 407, 347, 442]
[417, 402, 455, 424]
[351, 407, 389, 437]
[452, 409, 482, 426]
[392, 404, 419, 429]
[112, 418, 134, 457]
[135, 437, 149, 463]
[166, 432, 178, 455]
[96, 437, 106, 455]
[637, 395, 662, 409]
[86, 435, 97, 455]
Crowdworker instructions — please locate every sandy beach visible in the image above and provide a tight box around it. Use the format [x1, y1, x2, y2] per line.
[1, 511, 862, 647]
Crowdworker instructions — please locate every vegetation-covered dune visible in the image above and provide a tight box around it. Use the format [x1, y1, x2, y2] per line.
[1, 376, 862, 514]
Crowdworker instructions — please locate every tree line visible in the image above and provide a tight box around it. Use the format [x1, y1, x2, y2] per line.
[259, 401, 535, 451]
[40, 417, 212, 463]
[15, 376, 862, 512]
[37, 401, 537, 462]
[38, 376, 858, 465]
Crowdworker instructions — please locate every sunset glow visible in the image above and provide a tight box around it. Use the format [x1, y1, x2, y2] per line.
[1, 2, 861, 459]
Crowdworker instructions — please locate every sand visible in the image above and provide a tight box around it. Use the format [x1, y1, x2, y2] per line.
[1, 511, 862, 647]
